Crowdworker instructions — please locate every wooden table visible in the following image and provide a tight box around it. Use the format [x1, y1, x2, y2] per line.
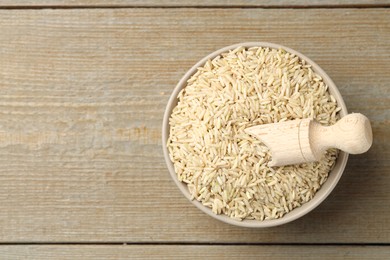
[0, 1, 389, 259]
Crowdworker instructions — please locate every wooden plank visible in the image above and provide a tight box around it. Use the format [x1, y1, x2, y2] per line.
[0, 8, 388, 243]
[0, 0, 389, 7]
[1, 245, 390, 259]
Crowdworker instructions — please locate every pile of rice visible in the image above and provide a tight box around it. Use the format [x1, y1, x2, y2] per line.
[167, 46, 340, 221]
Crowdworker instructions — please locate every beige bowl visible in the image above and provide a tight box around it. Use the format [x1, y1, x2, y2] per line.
[162, 42, 348, 227]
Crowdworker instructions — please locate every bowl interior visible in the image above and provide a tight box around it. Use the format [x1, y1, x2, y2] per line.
[162, 42, 348, 227]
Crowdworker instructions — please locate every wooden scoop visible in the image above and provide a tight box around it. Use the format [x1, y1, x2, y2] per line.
[245, 113, 373, 167]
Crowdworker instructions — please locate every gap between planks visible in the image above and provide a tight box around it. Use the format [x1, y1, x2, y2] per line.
[0, 242, 389, 246]
[0, 5, 389, 9]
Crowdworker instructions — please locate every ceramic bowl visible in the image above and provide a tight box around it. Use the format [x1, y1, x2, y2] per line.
[162, 42, 348, 227]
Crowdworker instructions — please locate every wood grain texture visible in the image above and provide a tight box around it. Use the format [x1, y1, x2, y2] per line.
[0, 8, 388, 243]
[0, 0, 389, 7]
[1, 245, 390, 259]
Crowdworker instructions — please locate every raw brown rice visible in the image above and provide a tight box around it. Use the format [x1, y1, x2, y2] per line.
[167, 46, 340, 221]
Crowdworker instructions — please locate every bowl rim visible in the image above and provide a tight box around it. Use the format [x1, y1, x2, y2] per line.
[162, 42, 349, 228]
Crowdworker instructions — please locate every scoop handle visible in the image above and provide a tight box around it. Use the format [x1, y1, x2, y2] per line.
[311, 113, 373, 155]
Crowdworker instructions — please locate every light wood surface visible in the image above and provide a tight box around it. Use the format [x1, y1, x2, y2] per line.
[0, 2, 388, 258]
[1, 245, 390, 259]
[0, 7, 389, 244]
[0, 0, 389, 7]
